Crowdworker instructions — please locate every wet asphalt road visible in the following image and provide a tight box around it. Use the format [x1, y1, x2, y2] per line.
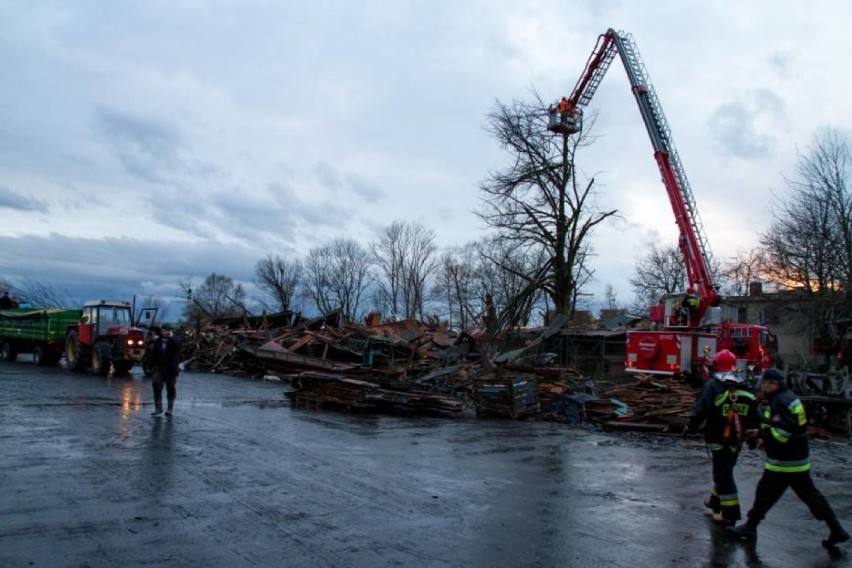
[0, 361, 850, 568]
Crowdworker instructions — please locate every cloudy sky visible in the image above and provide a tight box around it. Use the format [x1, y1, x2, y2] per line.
[1, 1, 850, 318]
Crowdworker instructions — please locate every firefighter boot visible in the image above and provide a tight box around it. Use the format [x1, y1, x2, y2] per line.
[165, 398, 175, 416]
[823, 519, 850, 548]
[704, 494, 720, 514]
[151, 400, 164, 417]
[726, 523, 757, 541]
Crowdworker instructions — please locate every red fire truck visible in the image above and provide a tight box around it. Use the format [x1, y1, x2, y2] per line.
[554, 29, 776, 381]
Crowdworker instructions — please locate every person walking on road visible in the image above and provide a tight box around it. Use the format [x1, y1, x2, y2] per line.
[685, 349, 759, 526]
[727, 369, 850, 550]
[150, 328, 182, 417]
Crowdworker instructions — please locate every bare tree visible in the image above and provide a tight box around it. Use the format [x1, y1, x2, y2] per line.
[254, 255, 302, 312]
[180, 273, 246, 322]
[603, 284, 619, 310]
[759, 128, 851, 358]
[721, 249, 766, 297]
[303, 238, 373, 323]
[476, 236, 548, 330]
[372, 222, 404, 320]
[437, 243, 481, 330]
[477, 96, 617, 320]
[762, 129, 850, 292]
[629, 244, 687, 312]
[372, 221, 440, 321]
[15, 279, 77, 308]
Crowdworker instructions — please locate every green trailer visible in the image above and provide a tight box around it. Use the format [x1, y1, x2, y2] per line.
[0, 307, 82, 365]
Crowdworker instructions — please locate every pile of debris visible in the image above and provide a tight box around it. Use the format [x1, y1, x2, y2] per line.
[176, 310, 703, 430]
[598, 375, 695, 433]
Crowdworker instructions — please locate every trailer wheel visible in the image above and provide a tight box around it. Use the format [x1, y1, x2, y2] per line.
[65, 331, 87, 371]
[32, 346, 45, 366]
[91, 341, 112, 377]
[1, 342, 17, 362]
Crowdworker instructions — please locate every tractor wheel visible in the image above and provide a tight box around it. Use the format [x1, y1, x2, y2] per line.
[33, 346, 45, 366]
[65, 330, 87, 372]
[1, 342, 17, 362]
[91, 341, 112, 377]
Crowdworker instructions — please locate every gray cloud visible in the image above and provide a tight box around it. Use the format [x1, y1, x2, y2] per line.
[313, 161, 342, 191]
[93, 107, 187, 184]
[708, 89, 786, 160]
[0, 233, 266, 313]
[313, 161, 384, 203]
[346, 173, 384, 203]
[0, 185, 49, 213]
[768, 51, 793, 77]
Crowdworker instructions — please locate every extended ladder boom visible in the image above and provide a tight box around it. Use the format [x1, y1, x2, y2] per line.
[567, 29, 718, 324]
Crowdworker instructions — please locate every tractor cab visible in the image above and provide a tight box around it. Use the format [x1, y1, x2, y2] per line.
[66, 300, 146, 376]
[83, 302, 133, 336]
[547, 104, 583, 135]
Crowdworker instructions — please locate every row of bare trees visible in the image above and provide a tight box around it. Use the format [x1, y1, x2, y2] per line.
[181, 227, 550, 332]
[174, 96, 619, 332]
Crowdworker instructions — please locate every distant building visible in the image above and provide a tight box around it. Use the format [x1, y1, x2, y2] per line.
[725, 284, 841, 370]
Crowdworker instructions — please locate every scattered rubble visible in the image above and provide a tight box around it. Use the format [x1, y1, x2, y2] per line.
[174, 310, 849, 436]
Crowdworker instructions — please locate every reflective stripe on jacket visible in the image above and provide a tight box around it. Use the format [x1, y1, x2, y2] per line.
[688, 379, 759, 447]
[759, 387, 810, 472]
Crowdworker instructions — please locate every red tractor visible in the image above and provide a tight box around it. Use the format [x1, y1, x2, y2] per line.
[65, 300, 147, 376]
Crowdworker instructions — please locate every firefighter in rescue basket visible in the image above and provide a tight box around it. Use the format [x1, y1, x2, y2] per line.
[685, 350, 759, 526]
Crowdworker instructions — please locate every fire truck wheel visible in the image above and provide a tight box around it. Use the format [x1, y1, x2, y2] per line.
[91, 342, 112, 377]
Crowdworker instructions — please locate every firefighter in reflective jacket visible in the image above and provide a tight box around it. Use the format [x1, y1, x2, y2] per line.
[728, 369, 849, 549]
[557, 97, 570, 124]
[686, 350, 759, 526]
[681, 286, 699, 325]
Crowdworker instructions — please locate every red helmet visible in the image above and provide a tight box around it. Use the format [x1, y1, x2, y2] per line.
[713, 349, 737, 373]
[687, 286, 695, 294]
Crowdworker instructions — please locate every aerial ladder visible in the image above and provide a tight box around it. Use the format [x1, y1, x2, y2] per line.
[553, 29, 776, 380]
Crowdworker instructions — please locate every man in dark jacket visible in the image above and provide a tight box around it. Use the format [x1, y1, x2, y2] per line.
[0, 291, 15, 309]
[686, 349, 760, 526]
[150, 328, 182, 417]
[727, 369, 849, 550]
